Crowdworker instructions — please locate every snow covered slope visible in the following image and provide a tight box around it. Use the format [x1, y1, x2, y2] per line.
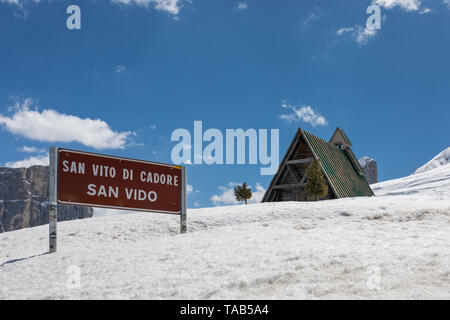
[415, 147, 450, 174]
[1, 155, 450, 299]
[372, 163, 450, 198]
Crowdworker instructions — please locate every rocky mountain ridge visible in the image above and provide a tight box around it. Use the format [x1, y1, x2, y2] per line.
[0, 165, 93, 232]
[358, 156, 378, 185]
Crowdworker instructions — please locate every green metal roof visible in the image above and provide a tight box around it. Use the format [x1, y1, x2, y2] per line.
[302, 130, 374, 198]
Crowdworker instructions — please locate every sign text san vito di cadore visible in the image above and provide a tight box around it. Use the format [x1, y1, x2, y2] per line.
[57, 148, 182, 214]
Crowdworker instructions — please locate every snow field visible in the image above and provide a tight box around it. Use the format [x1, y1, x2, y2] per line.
[1, 156, 450, 299]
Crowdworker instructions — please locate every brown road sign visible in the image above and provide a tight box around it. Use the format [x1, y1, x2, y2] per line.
[57, 148, 182, 214]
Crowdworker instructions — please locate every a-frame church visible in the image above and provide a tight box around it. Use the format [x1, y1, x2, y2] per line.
[262, 127, 374, 202]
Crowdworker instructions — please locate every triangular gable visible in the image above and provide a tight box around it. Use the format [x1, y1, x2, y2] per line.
[262, 128, 374, 202]
[329, 127, 352, 148]
[262, 129, 338, 202]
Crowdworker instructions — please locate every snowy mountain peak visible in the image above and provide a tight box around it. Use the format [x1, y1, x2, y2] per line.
[358, 156, 374, 167]
[358, 156, 378, 184]
[414, 147, 450, 174]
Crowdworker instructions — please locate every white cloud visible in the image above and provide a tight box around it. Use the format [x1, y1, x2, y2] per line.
[443, 0, 450, 9]
[372, 0, 422, 11]
[372, 0, 432, 14]
[279, 101, 328, 127]
[419, 7, 432, 14]
[0, 0, 20, 4]
[250, 183, 266, 203]
[114, 65, 127, 73]
[337, 27, 355, 35]
[336, 24, 378, 45]
[0, 0, 41, 17]
[18, 145, 45, 153]
[210, 182, 266, 205]
[4, 154, 49, 168]
[354, 25, 378, 44]
[301, 9, 320, 30]
[235, 2, 248, 10]
[112, 0, 184, 15]
[186, 183, 200, 195]
[1, 0, 186, 16]
[337, 0, 433, 45]
[0, 99, 133, 150]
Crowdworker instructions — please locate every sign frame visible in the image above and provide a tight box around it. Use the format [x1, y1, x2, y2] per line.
[48, 146, 187, 253]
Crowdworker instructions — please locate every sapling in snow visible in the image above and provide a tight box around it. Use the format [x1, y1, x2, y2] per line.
[234, 182, 252, 205]
[306, 159, 328, 201]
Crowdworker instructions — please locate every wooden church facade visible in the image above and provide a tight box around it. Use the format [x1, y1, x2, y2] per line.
[262, 127, 374, 202]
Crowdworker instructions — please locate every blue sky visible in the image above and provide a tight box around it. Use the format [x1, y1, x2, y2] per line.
[0, 0, 449, 208]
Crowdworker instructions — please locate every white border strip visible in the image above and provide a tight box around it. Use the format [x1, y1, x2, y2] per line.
[57, 199, 181, 215]
[58, 148, 180, 169]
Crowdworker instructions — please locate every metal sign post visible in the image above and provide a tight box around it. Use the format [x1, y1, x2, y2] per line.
[49, 146, 58, 253]
[47, 147, 187, 252]
[180, 166, 187, 234]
